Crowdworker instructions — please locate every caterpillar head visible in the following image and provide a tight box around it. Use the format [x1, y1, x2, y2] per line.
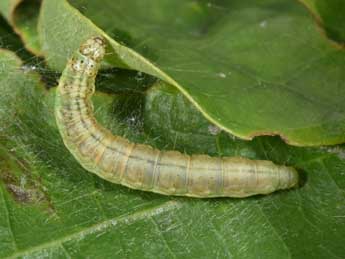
[79, 36, 106, 62]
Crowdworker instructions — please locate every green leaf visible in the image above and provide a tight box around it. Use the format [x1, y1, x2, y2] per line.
[0, 0, 16, 21]
[2, 0, 345, 145]
[0, 47, 345, 258]
[300, 0, 345, 44]
[37, 0, 345, 146]
[1, 1, 345, 258]
[0, 0, 41, 54]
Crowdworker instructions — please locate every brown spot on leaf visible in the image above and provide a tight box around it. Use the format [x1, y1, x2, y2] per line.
[6, 184, 31, 203]
[1, 171, 39, 204]
[0, 152, 56, 214]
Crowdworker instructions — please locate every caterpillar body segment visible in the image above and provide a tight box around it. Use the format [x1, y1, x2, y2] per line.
[55, 36, 299, 198]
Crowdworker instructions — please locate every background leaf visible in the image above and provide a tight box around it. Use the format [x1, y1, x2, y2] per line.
[4, 0, 345, 145]
[299, 0, 345, 45]
[0, 0, 41, 54]
[39, 0, 345, 146]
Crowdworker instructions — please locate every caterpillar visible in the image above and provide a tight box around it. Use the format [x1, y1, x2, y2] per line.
[55, 36, 299, 198]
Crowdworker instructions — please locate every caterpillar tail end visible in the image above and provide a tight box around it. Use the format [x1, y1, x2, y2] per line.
[278, 166, 299, 190]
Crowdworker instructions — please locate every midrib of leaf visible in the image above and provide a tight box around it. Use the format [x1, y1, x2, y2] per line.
[4, 200, 182, 259]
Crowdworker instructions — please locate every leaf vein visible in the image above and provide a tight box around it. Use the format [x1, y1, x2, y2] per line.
[5, 200, 181, 259]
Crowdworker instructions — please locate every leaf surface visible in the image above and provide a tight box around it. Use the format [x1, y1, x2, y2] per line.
[0, 48, 344, 258]
[3, 0, 345, 145]
[300, 0, 345, 44]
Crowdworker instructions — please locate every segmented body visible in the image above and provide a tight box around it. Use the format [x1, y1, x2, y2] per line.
[55, 36, 299, 198]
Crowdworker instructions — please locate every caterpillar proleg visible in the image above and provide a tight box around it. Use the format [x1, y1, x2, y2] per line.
[55, 36, 299, 198]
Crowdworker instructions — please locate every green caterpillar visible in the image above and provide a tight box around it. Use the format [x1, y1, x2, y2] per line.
[55, 36, 299, 198]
